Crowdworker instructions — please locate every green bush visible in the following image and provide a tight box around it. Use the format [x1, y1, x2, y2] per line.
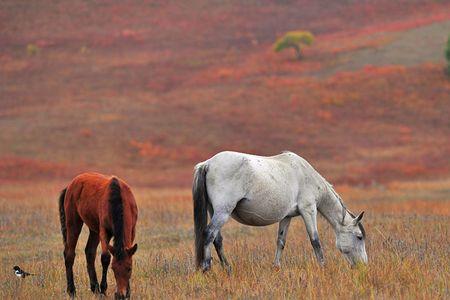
[26, 43, 40, 56]
[273, 31, 314, 60]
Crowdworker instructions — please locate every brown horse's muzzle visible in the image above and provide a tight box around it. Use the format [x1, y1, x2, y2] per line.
[114, 285, 130, 299]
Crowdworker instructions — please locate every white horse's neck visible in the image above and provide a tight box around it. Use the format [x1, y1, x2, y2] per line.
[318, 185, 352, 231]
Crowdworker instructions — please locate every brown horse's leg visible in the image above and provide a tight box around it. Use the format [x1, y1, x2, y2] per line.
[100, 231, 112, 294]
[85, 230, 100, 293]
[64, 216, 83, 297]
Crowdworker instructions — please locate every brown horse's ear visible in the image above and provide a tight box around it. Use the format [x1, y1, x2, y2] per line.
[107, 244, 115, 256]
[126, 244, 138, 256]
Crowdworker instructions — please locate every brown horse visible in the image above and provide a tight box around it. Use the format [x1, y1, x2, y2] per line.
[58, 173, 138, 299]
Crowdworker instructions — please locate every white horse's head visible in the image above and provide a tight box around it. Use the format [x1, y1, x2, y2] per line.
[335, 211, 367, 266]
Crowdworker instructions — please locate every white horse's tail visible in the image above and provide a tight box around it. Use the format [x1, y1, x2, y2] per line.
[193, 163, 209, 269]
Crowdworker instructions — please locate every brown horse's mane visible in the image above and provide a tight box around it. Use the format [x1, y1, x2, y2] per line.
[110, 177, 125, 260]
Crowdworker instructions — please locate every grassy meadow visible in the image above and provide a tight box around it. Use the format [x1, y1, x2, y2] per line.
[0, 179, 449, 299]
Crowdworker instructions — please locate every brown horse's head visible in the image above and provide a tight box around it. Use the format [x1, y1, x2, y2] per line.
[108, 243, 138, 299]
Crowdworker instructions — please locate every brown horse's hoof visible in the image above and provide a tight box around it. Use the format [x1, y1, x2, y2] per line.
[100, 282, 107, 294]
[67, 288, 76, 298]
[91, 283, 100, 294]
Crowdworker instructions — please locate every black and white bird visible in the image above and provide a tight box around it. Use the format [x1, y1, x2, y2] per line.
[13, 266, 34, 278]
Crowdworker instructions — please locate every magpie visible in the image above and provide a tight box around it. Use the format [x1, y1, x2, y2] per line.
[13, 266, 34, 278]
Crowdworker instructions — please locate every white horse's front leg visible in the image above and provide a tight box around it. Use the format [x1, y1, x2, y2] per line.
[301, 207, 325, 265]
[273, 217, 292, 268]
[202, 212, 230, 272]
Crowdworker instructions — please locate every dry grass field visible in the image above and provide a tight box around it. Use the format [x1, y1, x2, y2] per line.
[0, 178, 449, 299]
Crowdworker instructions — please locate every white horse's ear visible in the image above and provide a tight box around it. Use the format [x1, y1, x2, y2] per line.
[352, 211, 364, 225]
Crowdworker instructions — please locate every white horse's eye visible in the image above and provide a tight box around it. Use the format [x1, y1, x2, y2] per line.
[356, 235, 363, 240]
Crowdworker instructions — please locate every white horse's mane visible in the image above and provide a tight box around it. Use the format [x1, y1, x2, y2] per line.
[322, 179, 366, 237]
[318, 176, 348, 224]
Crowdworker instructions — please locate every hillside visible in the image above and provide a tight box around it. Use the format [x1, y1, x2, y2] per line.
[1, 0, 450, 187]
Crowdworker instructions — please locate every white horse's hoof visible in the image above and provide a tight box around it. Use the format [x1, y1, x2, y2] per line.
[201, 259, 211, 272]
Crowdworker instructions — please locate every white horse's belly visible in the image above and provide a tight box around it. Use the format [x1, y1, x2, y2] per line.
[231, 197, 294, 226]
[205, 151, 300, 226]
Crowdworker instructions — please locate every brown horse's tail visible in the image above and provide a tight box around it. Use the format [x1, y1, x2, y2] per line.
[193, 163, 209, 269]
[109, 177, 125, 259]
[58, 188, 68, 247]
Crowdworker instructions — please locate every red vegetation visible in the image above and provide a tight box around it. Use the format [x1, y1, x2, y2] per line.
[0, 157, 70, 182]
[1, 0, 449, 187]
[129, 140, 203, 162]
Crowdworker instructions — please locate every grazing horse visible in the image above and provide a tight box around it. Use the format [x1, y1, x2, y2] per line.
[193, 151, 367, 272]
[58, 173, 138, 299]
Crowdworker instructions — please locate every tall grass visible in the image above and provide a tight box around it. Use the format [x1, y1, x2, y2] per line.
[0, 180, 448, 299]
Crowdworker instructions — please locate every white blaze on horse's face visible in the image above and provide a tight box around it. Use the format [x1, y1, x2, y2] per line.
[336, 212, 367, 266]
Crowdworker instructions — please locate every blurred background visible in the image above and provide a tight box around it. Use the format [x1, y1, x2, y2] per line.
[1, 1, 449, 189]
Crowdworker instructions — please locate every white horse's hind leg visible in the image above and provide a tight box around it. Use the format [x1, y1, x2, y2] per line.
[207, 205, 231, 273]
[300, 207, 325, 265]
[202, 212, 230, 272]
[273, 217, 292, 268]
[213, 232, 231, 274]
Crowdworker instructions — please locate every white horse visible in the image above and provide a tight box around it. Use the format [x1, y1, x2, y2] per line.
[193, 151, 367, 272]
